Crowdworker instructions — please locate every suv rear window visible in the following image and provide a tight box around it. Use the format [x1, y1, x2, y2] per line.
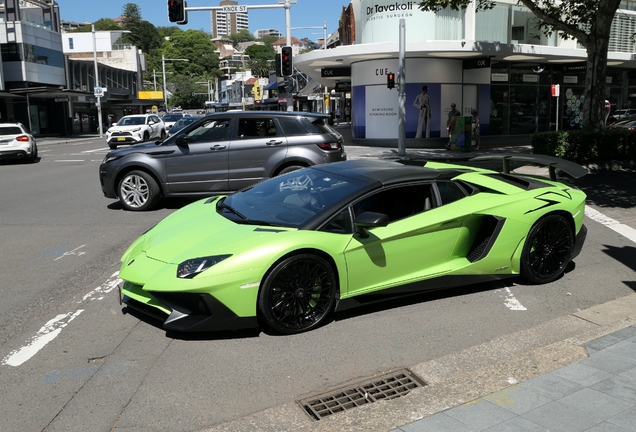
[299, 116, 335, 134]
[277, 116, 309, 136]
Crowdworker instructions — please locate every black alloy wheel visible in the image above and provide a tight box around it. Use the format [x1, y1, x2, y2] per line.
[521, 214, 574, 284]
[258, 254, 337, 334]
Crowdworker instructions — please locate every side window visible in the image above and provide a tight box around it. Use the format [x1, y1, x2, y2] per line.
[238, 118, 277, 138]
[187, 118, 231, 143]
[277, 116, 309, 136]
[436, 181, 468, 205]
[353, 184, 432, 223]
[320, 208, 354, 234]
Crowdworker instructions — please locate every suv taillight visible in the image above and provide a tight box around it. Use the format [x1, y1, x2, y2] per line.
[316, 142, 341, 151]
[16, 135, 30, 142]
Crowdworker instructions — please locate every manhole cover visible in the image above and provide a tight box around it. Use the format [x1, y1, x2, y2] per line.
[297, 369, 426, 421]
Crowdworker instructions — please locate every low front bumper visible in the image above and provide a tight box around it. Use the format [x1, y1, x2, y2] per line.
[107, 136, 142, 145]
[120, 281, 258, 332]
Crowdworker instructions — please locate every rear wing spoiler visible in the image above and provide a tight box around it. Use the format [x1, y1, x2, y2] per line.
[469, 154, 588, 181]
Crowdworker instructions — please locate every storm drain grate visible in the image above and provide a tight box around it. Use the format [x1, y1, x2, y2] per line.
[297, 369, 426, 421]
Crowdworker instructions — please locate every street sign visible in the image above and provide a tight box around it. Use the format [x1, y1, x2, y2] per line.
[551, 84, 560, 97]
[94, 86, 104, 98]
[222, 5, 247, 13]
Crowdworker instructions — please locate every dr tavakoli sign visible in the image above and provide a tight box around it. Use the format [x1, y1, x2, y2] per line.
[352, 0, 432, 43]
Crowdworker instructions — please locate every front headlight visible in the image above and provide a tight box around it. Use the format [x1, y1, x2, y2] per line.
[132, 127, 142, 133]
[177, 255, 232, 279]
[102, 154, 124, 163]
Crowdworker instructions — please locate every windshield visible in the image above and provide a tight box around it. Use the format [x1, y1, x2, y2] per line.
[163, 114, 182, 122]
[118, 117, 145, 126]
[219, 168, 365, 228]
[173, 118, 197, 128]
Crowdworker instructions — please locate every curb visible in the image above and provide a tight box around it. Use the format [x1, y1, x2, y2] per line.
[199, 294, 636, 432]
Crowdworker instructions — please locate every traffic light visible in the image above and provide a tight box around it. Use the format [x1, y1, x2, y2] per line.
[275, 53, 282, 77]
[167, 0, 186, 23]
[387, 72, 395, 89]
[324, 93, 330, 107]
[281, 46, 293, 76]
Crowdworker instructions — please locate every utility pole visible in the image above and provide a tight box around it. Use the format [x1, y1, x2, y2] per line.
[397, 19, 406, 157]
[92, 24, 103, 137]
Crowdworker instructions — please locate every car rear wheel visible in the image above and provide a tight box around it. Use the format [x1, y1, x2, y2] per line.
[520, 214, 574, 284]
[117, 170, 160, 211]
[143, 132, 149, 142]
[28, 143, 38, 163]
[258, 254, 337, 334]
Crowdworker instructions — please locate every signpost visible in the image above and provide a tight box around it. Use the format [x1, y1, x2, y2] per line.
[551, 84, 560, 131]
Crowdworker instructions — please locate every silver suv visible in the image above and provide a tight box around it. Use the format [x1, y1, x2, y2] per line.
[99, 111, 346, 211]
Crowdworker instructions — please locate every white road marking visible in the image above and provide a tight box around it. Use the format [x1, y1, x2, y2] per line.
[495, 287, 527, 311]
[54, 244, 86, 261]
[585, 205, 636, 244]
[2, 311, 84, 367]
[1, 272, 121, 368]
[54, 160, 85, 162]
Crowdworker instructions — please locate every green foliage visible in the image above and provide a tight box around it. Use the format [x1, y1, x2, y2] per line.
[228, 29, 255, 47]
[244, 44, 274, 60]
[161, 29, 221, 78]
[531, 130, 636, 164]
[167, 75, 209, 108]
[126, 21, 162, 54]
[258, 35, 279, 46]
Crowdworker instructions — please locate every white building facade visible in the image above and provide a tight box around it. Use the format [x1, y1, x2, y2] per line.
[294, 0, 636, 141]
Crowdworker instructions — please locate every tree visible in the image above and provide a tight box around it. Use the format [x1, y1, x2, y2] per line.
[417, 0, 622, 130]
[66, 18, 121, 32]
[228, 29, 255, 47]
[121, 3, 142, 28]
[127, 20, 162, 54]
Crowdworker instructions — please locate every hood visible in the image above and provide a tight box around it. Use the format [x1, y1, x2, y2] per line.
[142, 199, 295, 264]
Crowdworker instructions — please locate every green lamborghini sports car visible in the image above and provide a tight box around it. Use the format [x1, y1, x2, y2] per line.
[118, 156, 588, 334]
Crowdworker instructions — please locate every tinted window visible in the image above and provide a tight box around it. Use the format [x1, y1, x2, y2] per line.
[299, 116, 335, 134]
[163, 114, 183, 122]
[186, 118, 232, 143]
[320, 208, 354, 234]
[353, 184, 432, 222]
[0, 127, 23, 135]
[437, 181, 468, 205]
[237, 118, 277, 138]
[221, 169, 366, 228]
[277, 116, 310, 136]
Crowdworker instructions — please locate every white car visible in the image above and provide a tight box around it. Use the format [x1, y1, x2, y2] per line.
[106, 114, 165, 149]
[0, 122, 38, 163]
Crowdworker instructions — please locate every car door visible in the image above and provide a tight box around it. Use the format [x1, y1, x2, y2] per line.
[228, 116, 288, 190]
[149, 115, 162, 139]
[163, 117, 232, 194]
[342, 183, 464, 297]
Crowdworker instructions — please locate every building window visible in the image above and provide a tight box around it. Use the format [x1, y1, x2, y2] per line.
[69, 38, 74, 50]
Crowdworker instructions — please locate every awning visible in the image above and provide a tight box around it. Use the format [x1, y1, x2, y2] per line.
[9, 87, 92, 99]
[0, 91, 25, 99]
[263, 81, 278, 90]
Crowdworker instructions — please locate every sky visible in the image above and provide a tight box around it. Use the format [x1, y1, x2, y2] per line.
[54, 0, 350, 41]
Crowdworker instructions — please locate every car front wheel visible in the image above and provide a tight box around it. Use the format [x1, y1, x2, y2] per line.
[117, 170, 160, 211]
[520, 214, 574, 284]
[258, 254, 337, 334]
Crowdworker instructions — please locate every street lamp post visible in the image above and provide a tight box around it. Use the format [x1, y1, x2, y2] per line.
[162, 55, 189, 110]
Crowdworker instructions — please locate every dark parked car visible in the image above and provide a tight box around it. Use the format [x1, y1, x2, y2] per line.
[99, 111, 347, 211]
[167, 116, 201, 137]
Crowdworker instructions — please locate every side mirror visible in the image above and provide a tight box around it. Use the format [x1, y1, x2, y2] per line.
[353, 211, 390, 238]
[175, 133, 189, 147]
